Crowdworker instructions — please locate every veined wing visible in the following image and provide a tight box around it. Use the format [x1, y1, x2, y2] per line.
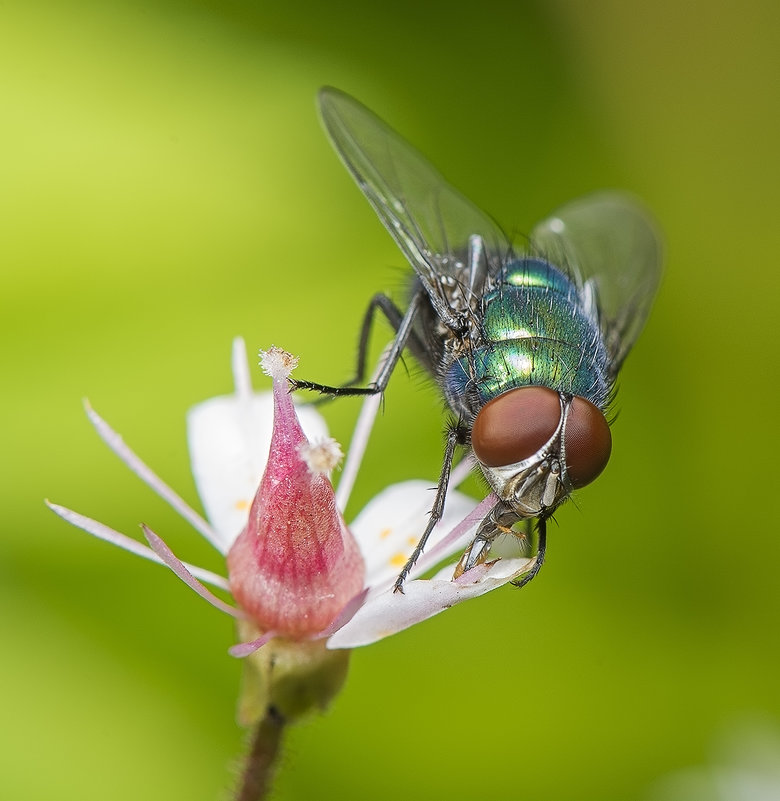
[319, 87, 512, 313]
[531, 192, 663, 374]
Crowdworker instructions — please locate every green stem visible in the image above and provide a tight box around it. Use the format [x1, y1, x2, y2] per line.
[235, 706, 286, 801]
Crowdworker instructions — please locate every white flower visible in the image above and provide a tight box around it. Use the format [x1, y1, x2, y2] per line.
[47, 338, 536, 653]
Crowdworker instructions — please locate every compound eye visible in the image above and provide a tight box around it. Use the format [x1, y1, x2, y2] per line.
[471, 387, 561, 467]
[564, 396, 612, 488]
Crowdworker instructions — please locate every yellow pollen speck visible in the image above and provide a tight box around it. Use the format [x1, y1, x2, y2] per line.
[234, 499, 250, 511]
[390, 552, 408, 568]
[406, 536, 417, 547]
[379, 528, 392, 540]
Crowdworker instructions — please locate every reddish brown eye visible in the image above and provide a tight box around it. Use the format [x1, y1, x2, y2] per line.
[471, 387, 562, 467]
[564, 396, 612, 488]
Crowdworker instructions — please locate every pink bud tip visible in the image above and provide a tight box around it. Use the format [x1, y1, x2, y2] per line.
[227, 350, 365, 639]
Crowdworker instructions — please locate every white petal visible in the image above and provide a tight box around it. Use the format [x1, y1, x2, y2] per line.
[326, 555, 535, 649]
[84, 402, 218, 549]
[186, 392, 329, 553]
[349, 480, 486, 592]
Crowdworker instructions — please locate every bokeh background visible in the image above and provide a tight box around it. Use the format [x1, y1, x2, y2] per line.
[3, 1, 779, 799]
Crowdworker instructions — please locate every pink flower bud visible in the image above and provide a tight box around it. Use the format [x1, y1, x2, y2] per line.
[227, 348, 365, 639]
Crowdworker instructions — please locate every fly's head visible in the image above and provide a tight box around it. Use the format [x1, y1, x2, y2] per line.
[470, 387, 612, 518]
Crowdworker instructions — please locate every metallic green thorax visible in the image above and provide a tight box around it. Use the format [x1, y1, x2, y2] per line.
[445, 258, 610, 415]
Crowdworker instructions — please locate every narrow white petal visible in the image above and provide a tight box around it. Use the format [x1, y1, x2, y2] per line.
[335, 388, 382, 512]
[450, 453, 477, 488]
[142, 525, 244, 619]
[186, 392, 329, 553]
[231, 337, 253, 403]
[326, 556, 534, 649]
[45, 501, 230, 590]
[84, 401, 219, 549]
[335, 346, 390, 511]
[349, 480, 482, 592]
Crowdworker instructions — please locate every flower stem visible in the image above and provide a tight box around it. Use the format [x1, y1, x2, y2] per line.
[235, 706, 286, 801]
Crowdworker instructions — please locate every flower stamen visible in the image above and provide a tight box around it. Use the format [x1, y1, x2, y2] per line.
[259, 346, 299, 379]
[299, 438, 343, 476]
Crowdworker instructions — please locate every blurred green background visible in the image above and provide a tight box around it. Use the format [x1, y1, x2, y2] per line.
[3, 1, 779, 799]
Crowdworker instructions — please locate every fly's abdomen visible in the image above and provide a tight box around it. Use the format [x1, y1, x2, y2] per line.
[445, 259, 611, 414]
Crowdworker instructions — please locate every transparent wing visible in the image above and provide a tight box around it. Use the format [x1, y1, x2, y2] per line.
[319, 87, 512, 304]
[531, 192, 663, 374]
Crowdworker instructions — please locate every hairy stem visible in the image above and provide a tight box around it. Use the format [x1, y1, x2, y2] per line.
[235, 706, 286, 801]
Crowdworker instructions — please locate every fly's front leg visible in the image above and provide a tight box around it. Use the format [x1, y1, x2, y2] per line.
[454, 511, 547, 589]
[393, 419, 469, 593]
[453, 501, 518, 578]
[289, 288, 427, 398]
